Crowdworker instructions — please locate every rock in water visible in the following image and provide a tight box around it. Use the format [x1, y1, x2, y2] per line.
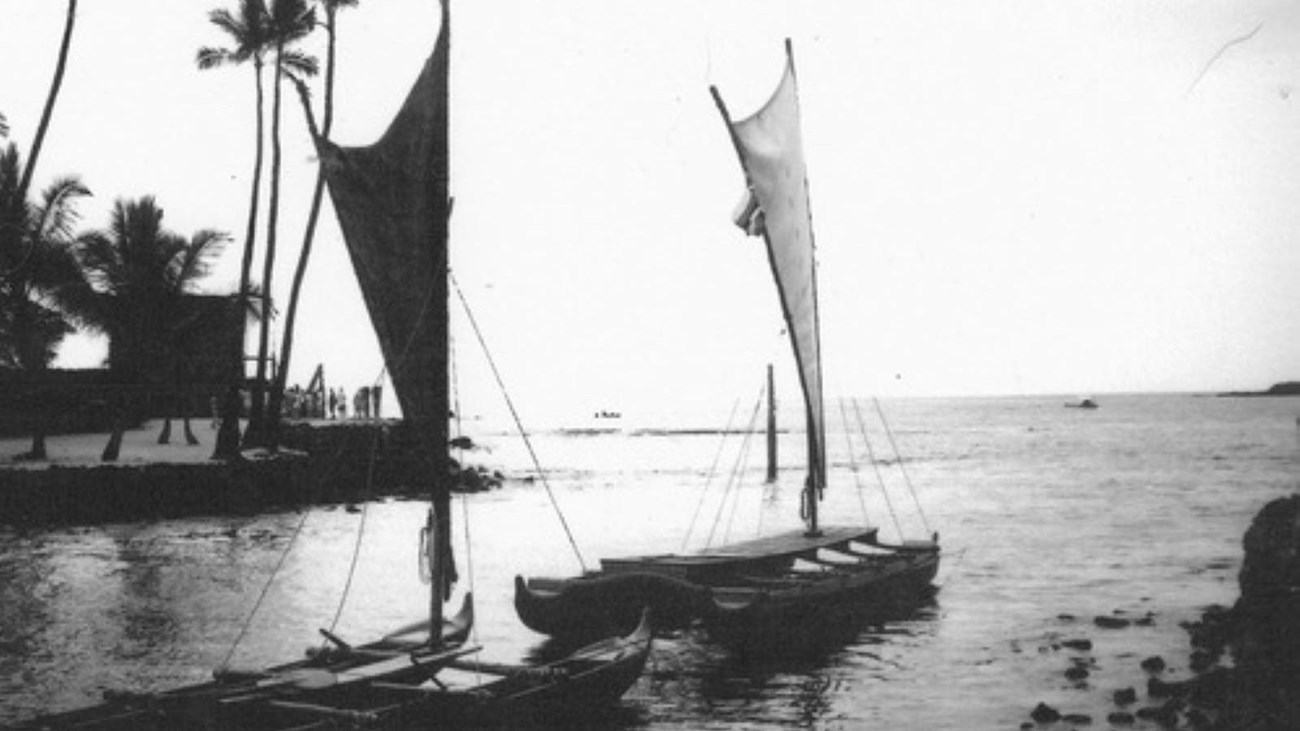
[1029, 702, 1061, 723]
[1235, 494, 1300, 685]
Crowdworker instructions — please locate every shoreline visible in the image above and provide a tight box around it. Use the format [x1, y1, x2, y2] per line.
[0, 419, 493, 527]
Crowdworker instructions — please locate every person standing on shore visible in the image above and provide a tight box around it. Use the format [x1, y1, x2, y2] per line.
[328, 388, 337, 419]
[355, 386, 368, 419]
[371, 385, 382, 419]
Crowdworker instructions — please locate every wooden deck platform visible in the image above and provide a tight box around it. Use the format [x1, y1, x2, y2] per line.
[600, 525, 878, 581]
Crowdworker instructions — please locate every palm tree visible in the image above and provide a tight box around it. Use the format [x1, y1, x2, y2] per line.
[75, 198, 230, 461]
[0, 144, 93, 459]
[243, 0, 317, 450]
[268, 0, 357, 444]
[197, 0, 274, 460]
[17, 0, 78, 207]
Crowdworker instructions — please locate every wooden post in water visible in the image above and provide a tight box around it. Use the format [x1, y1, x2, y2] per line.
[766, 364, 778, 482]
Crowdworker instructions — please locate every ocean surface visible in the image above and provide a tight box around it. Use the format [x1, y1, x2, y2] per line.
[1, 392, 1297, 729]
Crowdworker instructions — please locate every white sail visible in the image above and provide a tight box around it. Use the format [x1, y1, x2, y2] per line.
[717, 45, 826, 490]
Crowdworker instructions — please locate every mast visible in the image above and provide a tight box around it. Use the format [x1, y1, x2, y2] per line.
[765, 364, 777, 482]
[426, 0, 452, 643]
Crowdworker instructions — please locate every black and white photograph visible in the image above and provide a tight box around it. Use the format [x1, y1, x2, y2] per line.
[2, 1, 1299, 728]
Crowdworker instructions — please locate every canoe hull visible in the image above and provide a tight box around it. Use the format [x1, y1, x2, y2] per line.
[11, 603, 652, 731]
[515, 528, 940, 654]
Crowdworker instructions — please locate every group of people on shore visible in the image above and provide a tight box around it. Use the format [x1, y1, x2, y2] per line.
[280, 385, 383, 421]
[330, 385, 382, 420]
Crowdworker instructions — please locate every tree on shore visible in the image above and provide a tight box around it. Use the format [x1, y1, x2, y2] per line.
[268, 0, 357, 445]
[0, 144, 93, 459]
[242, 0, 317, 450]
[197, 0, 276, 461]
[16, 0, 79, 210]
[75, 198, 230, 461]
[0, 0, 85, 440]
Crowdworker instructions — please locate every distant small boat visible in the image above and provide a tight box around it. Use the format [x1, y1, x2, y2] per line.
[1066, 397, 1099, 409]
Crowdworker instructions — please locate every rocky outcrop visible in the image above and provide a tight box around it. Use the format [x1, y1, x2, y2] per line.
[1230, 495, 1300, 708]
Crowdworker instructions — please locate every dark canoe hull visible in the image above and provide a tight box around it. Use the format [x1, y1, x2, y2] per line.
[515, 572, 713, 640]
[10, 603, 652, 731]
[515, 528, 940, 654]
[703, 546, 940, 656]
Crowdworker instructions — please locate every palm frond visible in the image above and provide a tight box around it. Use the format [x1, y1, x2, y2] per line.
[33, 175, 90, 243]
[270, 0, 315, 35]
[196, 46, 235, 70]
[75, 231, 121, 291]
[204, 1, 272, 64]
[279, 49, 319, 78]
[172, 229, 231, 294]
[0, 112, 8, 139]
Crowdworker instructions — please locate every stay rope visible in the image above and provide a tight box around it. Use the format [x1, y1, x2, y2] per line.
[218, 509, 312, 672]
[873, 398, 933, 534]
[836, 397, 873, 526]
[704, 384, 764, 549]
[451, 273, 587, 573]
[326, 264, 444, 636]
[221, 264, 441, 667]
[722, 408, 759, 545]
[679, 397, 741, 551]
[851, 398, 904, 541]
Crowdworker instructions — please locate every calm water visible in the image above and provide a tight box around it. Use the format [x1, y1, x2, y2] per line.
[2, 393, 1297, 728]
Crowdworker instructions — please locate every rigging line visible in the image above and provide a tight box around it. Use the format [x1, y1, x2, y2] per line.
[724, 399, 761, 544]
[218, 510, 313, 672]
[327, 462, 376, 635]
[752, 381, 775, 538]
[327, 293, 432, 633]
[851, 398, 903, 541]
[705, 387, 761, 548]
[680, 396, 742, 551]
[449, 322, 479, 662]
[836, 397, 871, 525]
[328, 377, 392, 635]
[705, 384, 764, 548]
[450, 273, 587, 572]
[225, 222, 445, 663]
[327, 274, 441, 635]
[872, 398, 932, 534]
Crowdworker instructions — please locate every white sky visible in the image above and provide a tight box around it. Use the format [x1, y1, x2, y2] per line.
[4, 0, 1300, 422]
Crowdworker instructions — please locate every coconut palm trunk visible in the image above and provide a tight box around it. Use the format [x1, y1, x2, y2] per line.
[243, 42, 287, 450]
[213, 58, 266, 460]
[17, 0, 77, 203]
[9, 0, 79, 460]
[268, 1, 349, 443]
[198, 0, 275, 461]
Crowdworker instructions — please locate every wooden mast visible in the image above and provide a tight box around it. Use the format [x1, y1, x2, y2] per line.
[766, 364, 777, 482]
[427, 0, 451, 646]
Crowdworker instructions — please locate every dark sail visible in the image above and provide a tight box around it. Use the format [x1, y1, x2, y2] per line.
[317, 1, 455, 609]
[318, 5, 450, 467]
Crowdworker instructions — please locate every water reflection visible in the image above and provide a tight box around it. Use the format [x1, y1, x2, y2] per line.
[628, 601, 941, 730]
[3, 394, 1293, 728]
